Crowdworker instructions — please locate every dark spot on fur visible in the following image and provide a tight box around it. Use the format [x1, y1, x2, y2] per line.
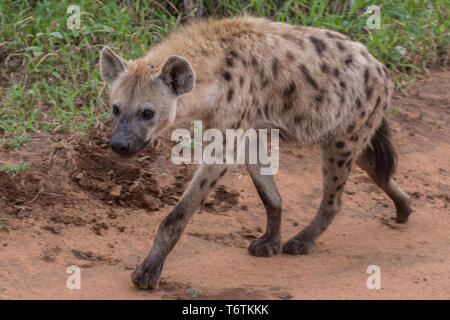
[272, 58, 279, 76]
[222, 71, 231, 81]
[239, 76, 244, 87]
[320, 63, 330, 74]
[309, 36, 327, 55]
[336, 141, 345, 148]
[249, 81, 255, 93]
[227, 88, 234, 102]
[346, 159, 352, 168]
[229, 50, 238, 58]
[336, 184, 344, 191]
[360, 111, 366, 118]
[341, 151, 352, 158]
[328, 157, 335, 163]
[200, 179, 207, 189]
[365, 86, 373, 100]
[328, 200, 333, 205]
[225, 57, 233, 67]
[294, 114, 304, 124]
[333, 68, 340, 78]
[339, 81, 346, 89]
[347, 124, 355, 133]
[256, 108, 263, 118]
[350, 135, 359, 142]
[299, 64, 319, 90]
[210, 179, 217, 188]
[251, 57, 258, 68]
[364, 68, 370, 86]
[285, 51, 295, 61]
[219, 168, 227, 177]
[264, 102, 270, 117]
[337, 160, 345, 167]
[241, 58, 248, 68]
[333, 176, 338, 181]
[345, 55, 353, 66]
[356, 98, 362, 109]
[336, 41, 346, 51]
[252, 96, 259, 108]
[376, 65, 382, 76]
[375, 96, 381, 109]
[283, 82, 296, 97]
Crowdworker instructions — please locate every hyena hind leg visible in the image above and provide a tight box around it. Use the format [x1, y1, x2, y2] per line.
[355, 120, 412, 222]
[283, 141, 354, 255]
[246, 163, 282, 257]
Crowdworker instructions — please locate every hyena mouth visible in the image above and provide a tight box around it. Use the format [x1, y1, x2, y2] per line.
[111, 139, 151, 158]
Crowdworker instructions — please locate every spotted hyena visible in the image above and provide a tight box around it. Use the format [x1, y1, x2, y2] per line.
[99, 16, 412, 289]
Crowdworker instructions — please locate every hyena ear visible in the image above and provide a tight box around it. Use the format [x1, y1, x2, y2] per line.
[100, 46, 127, 85]
[159, 56, 195, 96]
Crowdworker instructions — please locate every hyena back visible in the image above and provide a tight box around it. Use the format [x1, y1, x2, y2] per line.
[100, 16, 412, 289]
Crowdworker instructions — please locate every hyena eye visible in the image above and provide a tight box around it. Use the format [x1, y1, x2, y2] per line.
[141, 109, 154, 120]
[112, 104, 120, 116]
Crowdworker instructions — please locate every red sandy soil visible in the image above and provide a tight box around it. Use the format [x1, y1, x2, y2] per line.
[0, 71, 449, 300]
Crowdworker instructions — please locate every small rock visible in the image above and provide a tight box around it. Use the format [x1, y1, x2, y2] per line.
[278, 292, 293, 300]
[108, 212, 118, 219]
[42, 225, 62, 235]
[109, 186, 122, 198]
[174, 180, 183, 188]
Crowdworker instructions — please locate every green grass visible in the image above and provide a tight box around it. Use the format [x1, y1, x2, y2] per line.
[187, 287, 203, 298]
[389, 105, 403, 116]
[0, 0, 448, 149]
[0, 162, 32, 173]
[0, 213, 10, 232]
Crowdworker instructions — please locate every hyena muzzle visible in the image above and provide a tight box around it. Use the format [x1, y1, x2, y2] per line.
[99, 16, 413, 289]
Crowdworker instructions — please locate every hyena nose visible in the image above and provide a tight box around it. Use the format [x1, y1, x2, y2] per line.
[111, 137, 130, 154]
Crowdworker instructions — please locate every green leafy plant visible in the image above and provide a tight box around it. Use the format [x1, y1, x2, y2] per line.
[187, 287, 203, 298]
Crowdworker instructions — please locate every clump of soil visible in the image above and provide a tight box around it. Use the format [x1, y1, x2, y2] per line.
[70, 127, 194, 210]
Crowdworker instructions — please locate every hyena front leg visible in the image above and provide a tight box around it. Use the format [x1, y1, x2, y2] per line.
[131, 163, 228, 289]
[283, 142, 353, 255]
[246, 163, 282, 257]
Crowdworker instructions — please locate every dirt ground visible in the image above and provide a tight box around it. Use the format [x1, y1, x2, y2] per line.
[0, 70, 448, 300]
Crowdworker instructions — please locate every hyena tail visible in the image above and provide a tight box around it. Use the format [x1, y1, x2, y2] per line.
[370, 117, 397, 187]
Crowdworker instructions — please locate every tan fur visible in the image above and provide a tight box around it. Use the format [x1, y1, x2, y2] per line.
[118, 16, 393, 149]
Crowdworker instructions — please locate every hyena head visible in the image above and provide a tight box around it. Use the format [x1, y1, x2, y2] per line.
[99, 46, 195, 157]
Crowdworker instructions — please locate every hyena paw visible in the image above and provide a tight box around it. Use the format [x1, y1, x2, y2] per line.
[282, 237, 314, 255]
[395, 198, 413, 223]
[248, 235, 280, 257]
[131, 262, 162, 290]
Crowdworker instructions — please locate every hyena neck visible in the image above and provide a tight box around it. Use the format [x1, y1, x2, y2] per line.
[173, 81, 220, 128]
